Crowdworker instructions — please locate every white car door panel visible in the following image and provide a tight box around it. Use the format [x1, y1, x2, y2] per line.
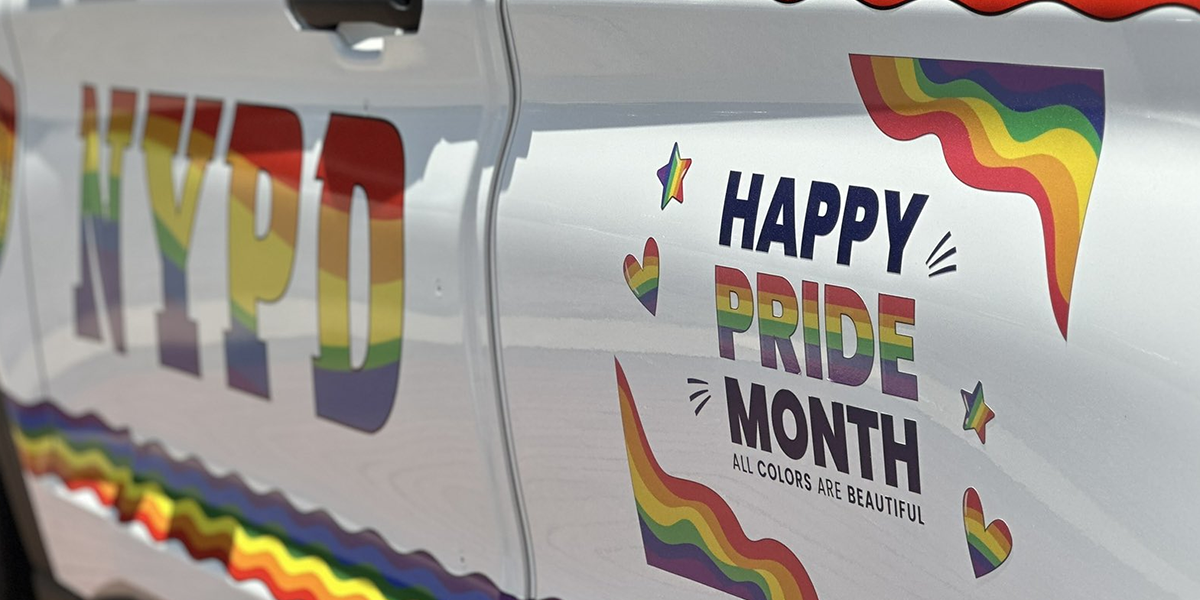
[494, 2, 1200, 599]
[3, 2, 528, 600]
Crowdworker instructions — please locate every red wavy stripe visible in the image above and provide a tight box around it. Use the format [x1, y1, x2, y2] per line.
[778, 0, 1200, 19]
[849, 55, 1070, 336]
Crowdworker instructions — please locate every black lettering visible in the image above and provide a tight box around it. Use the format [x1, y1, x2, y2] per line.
[809, 397, 849, 474]
[720, 171, 763, 250]
[845, 405, 879, 481]
[726, 377, 772, 452]
[884, 190, 928, 274]
[756, 177, 797, 256]
[836, 185, 879, 266]
[770, 389, 808, 460]
[800, 181, 840, 259]
[882, 415, 921, 494]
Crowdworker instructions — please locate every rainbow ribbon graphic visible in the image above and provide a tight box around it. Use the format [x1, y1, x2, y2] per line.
[6, 397, 523, 600]
[615, 359, 820, 600]
[850, 55, 1104, 338]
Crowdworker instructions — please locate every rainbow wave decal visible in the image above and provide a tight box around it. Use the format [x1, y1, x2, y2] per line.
[0, 72, 14, 263]
[615, 358, 820, 600]
[850, 55, 1104, 338]
[780, 0, 1200, 20]
[6, 397, 524, 600]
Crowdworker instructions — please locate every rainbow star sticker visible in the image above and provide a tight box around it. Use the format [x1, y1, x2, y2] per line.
[961, 381, 996, 444]
[656, 142, 692, 210]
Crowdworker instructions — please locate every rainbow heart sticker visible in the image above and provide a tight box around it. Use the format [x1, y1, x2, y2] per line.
[623, 238, 659, 315]
[963, 487, 1013, 578]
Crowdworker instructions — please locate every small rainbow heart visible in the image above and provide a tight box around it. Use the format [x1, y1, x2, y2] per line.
[624, 238, 659, 315]
[963, 487, 1013, 578]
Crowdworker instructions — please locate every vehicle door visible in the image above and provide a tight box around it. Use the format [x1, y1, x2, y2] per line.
[3, 2, 527, 600]
[493, 2, 1200, 599]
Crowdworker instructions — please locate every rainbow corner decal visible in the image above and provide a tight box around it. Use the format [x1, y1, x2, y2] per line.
[5, 396, 526, 600]
[615, 358, 820, 600]
[850, 55, 1104, 338]
[962, 487, 1013, 578]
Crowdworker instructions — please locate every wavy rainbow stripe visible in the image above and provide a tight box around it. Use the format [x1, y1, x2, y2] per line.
[615, 358, 820, 600]
[0, 72, 14, 262]
[780, 0, 1200, 20]
[850, 55, 1104, 338]
[5, 397, 524, 600]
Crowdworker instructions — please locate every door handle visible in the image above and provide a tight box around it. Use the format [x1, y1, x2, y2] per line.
[288, 0, 422, 33]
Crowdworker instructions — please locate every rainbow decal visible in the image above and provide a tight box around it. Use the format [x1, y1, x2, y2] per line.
[963, 487, 1012, 578]
[145, 95, 223, 375]
[0, 72, 14, 264]
[824, 285, 873, 387]
[715, 266, 754, 360]
[624, 238, 660, 316]
[800, 281, 822, 380]
[312, 115, 405, 433]
[850, 55, 1104, 338]
[615, 359, 820, 600]
[656, 142, 692, 210]
[756, 273, 800, 374]
[5, 397, 526, 600]
[960, 381, 996, 444]
[75, 86, 136, 353]
[878, 294, 916, 400]
[808, 0, 1200, 20]
[225, 104, 303, 399]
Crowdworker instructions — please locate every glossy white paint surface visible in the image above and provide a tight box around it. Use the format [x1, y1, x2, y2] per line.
[494, 1, 1200, 599]
[2, 0, 1200, 599]
[0, 18, 43, 402]
[6, 0, 523, 598]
